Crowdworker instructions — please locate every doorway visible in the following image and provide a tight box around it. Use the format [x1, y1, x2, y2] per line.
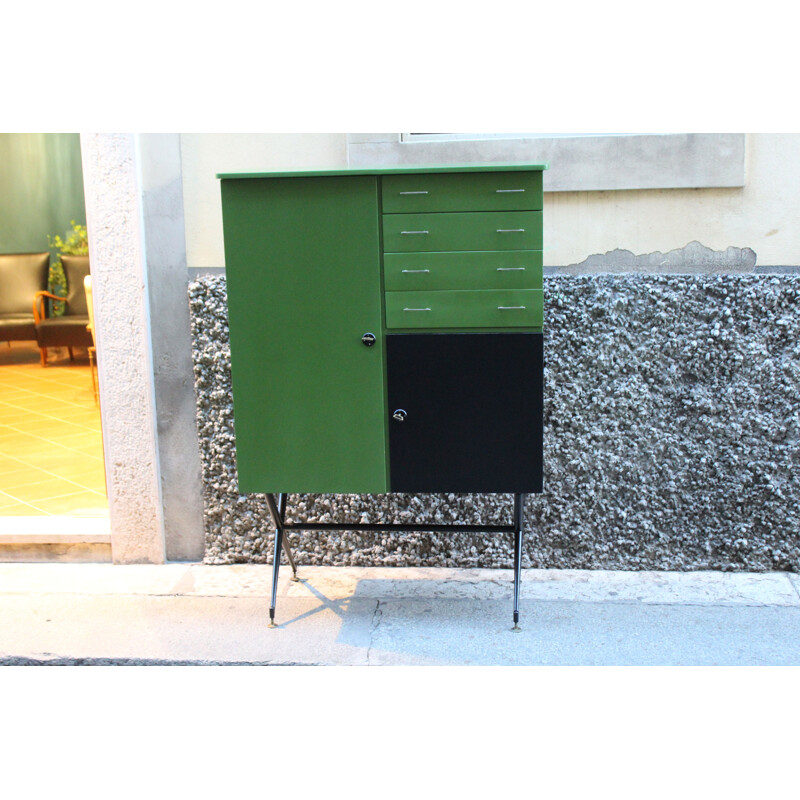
[0, 134, 109, 561]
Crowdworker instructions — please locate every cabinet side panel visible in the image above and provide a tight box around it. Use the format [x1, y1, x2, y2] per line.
[221, 176, 387, 493]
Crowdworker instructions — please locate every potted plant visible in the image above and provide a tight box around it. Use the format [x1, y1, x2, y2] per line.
[47, 220, 88, 316]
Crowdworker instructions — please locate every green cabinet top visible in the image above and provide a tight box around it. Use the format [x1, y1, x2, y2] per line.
[217, 162, 548, 180]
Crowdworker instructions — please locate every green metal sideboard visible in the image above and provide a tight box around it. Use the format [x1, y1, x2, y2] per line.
[217, 162, 548, 629]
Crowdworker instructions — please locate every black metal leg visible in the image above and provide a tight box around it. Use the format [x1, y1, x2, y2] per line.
[281, 538, 299, 580]
[265, 493, 287, 628]
[512, 493, 525, 631]
[268, 517, 283, 628]
[277, 493, 300, 581]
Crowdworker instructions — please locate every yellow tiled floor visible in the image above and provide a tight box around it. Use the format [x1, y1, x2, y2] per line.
[0, 342, 108, 517]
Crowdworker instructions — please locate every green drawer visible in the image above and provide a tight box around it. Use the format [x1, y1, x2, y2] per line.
[384, 250, 543, 291]
[382, 211, 542, 253]
[385, 289, 543, 329]
[381, 171, 543, 213]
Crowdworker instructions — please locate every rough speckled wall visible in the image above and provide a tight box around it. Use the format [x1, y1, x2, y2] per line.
[189, 274, 800, 572]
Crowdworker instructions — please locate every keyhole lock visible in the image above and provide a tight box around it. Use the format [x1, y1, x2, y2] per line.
[392, 409, 407, 422]
[361, 332, 376, 347]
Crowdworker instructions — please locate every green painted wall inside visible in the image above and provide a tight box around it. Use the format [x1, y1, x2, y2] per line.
[0, 133, 86, 254]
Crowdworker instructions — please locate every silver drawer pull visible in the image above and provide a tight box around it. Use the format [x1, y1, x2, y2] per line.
[497, 228, 525, 233]
[497, 267, 526, 271]
[498, 306, 527, 310]
[495, 189, 525, 193]
[401, 269, 431, 273]
[400, 230, 429, 235]
[399, 191, 429, 195]
[403, 307, 431, 312]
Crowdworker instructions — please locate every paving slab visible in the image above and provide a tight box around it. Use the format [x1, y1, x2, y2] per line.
[366, 600, 800, 666]
[787, 572, 800, 601]
[1, 564, 797, 605]
[0, 594, 376, 666]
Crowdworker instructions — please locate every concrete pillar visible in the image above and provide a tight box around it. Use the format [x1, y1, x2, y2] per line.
[81, 133, 206, 563]
[136, 134, 205, 561]
[81, 133, 165, 563]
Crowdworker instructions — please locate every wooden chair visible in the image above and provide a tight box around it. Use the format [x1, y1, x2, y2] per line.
[33, 255, 93, 366]
[84, 274, 98, 404]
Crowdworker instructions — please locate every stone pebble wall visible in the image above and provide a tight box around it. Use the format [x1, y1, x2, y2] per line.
[189, 274, 800, 571]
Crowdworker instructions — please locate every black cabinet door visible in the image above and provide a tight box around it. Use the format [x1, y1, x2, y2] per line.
[386, 333, 543, 493]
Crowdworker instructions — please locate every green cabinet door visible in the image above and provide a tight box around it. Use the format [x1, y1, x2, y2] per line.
[221, 175, 388, 493]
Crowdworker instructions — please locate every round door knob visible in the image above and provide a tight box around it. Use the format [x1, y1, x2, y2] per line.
[361, 332, 376, 347]
[392, 409, 407, 422]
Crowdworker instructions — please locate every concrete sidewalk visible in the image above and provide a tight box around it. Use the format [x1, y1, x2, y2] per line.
[1, 563, 799, 665]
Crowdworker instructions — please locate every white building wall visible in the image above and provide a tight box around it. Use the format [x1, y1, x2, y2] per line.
[180, 134, 347, 269]
[179, 133, 800, 269]
[546, 133, 799, 267]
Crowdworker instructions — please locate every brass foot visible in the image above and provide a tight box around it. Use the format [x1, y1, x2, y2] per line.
[511, 624, 522, 633]
[291, 574, 301, 582]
